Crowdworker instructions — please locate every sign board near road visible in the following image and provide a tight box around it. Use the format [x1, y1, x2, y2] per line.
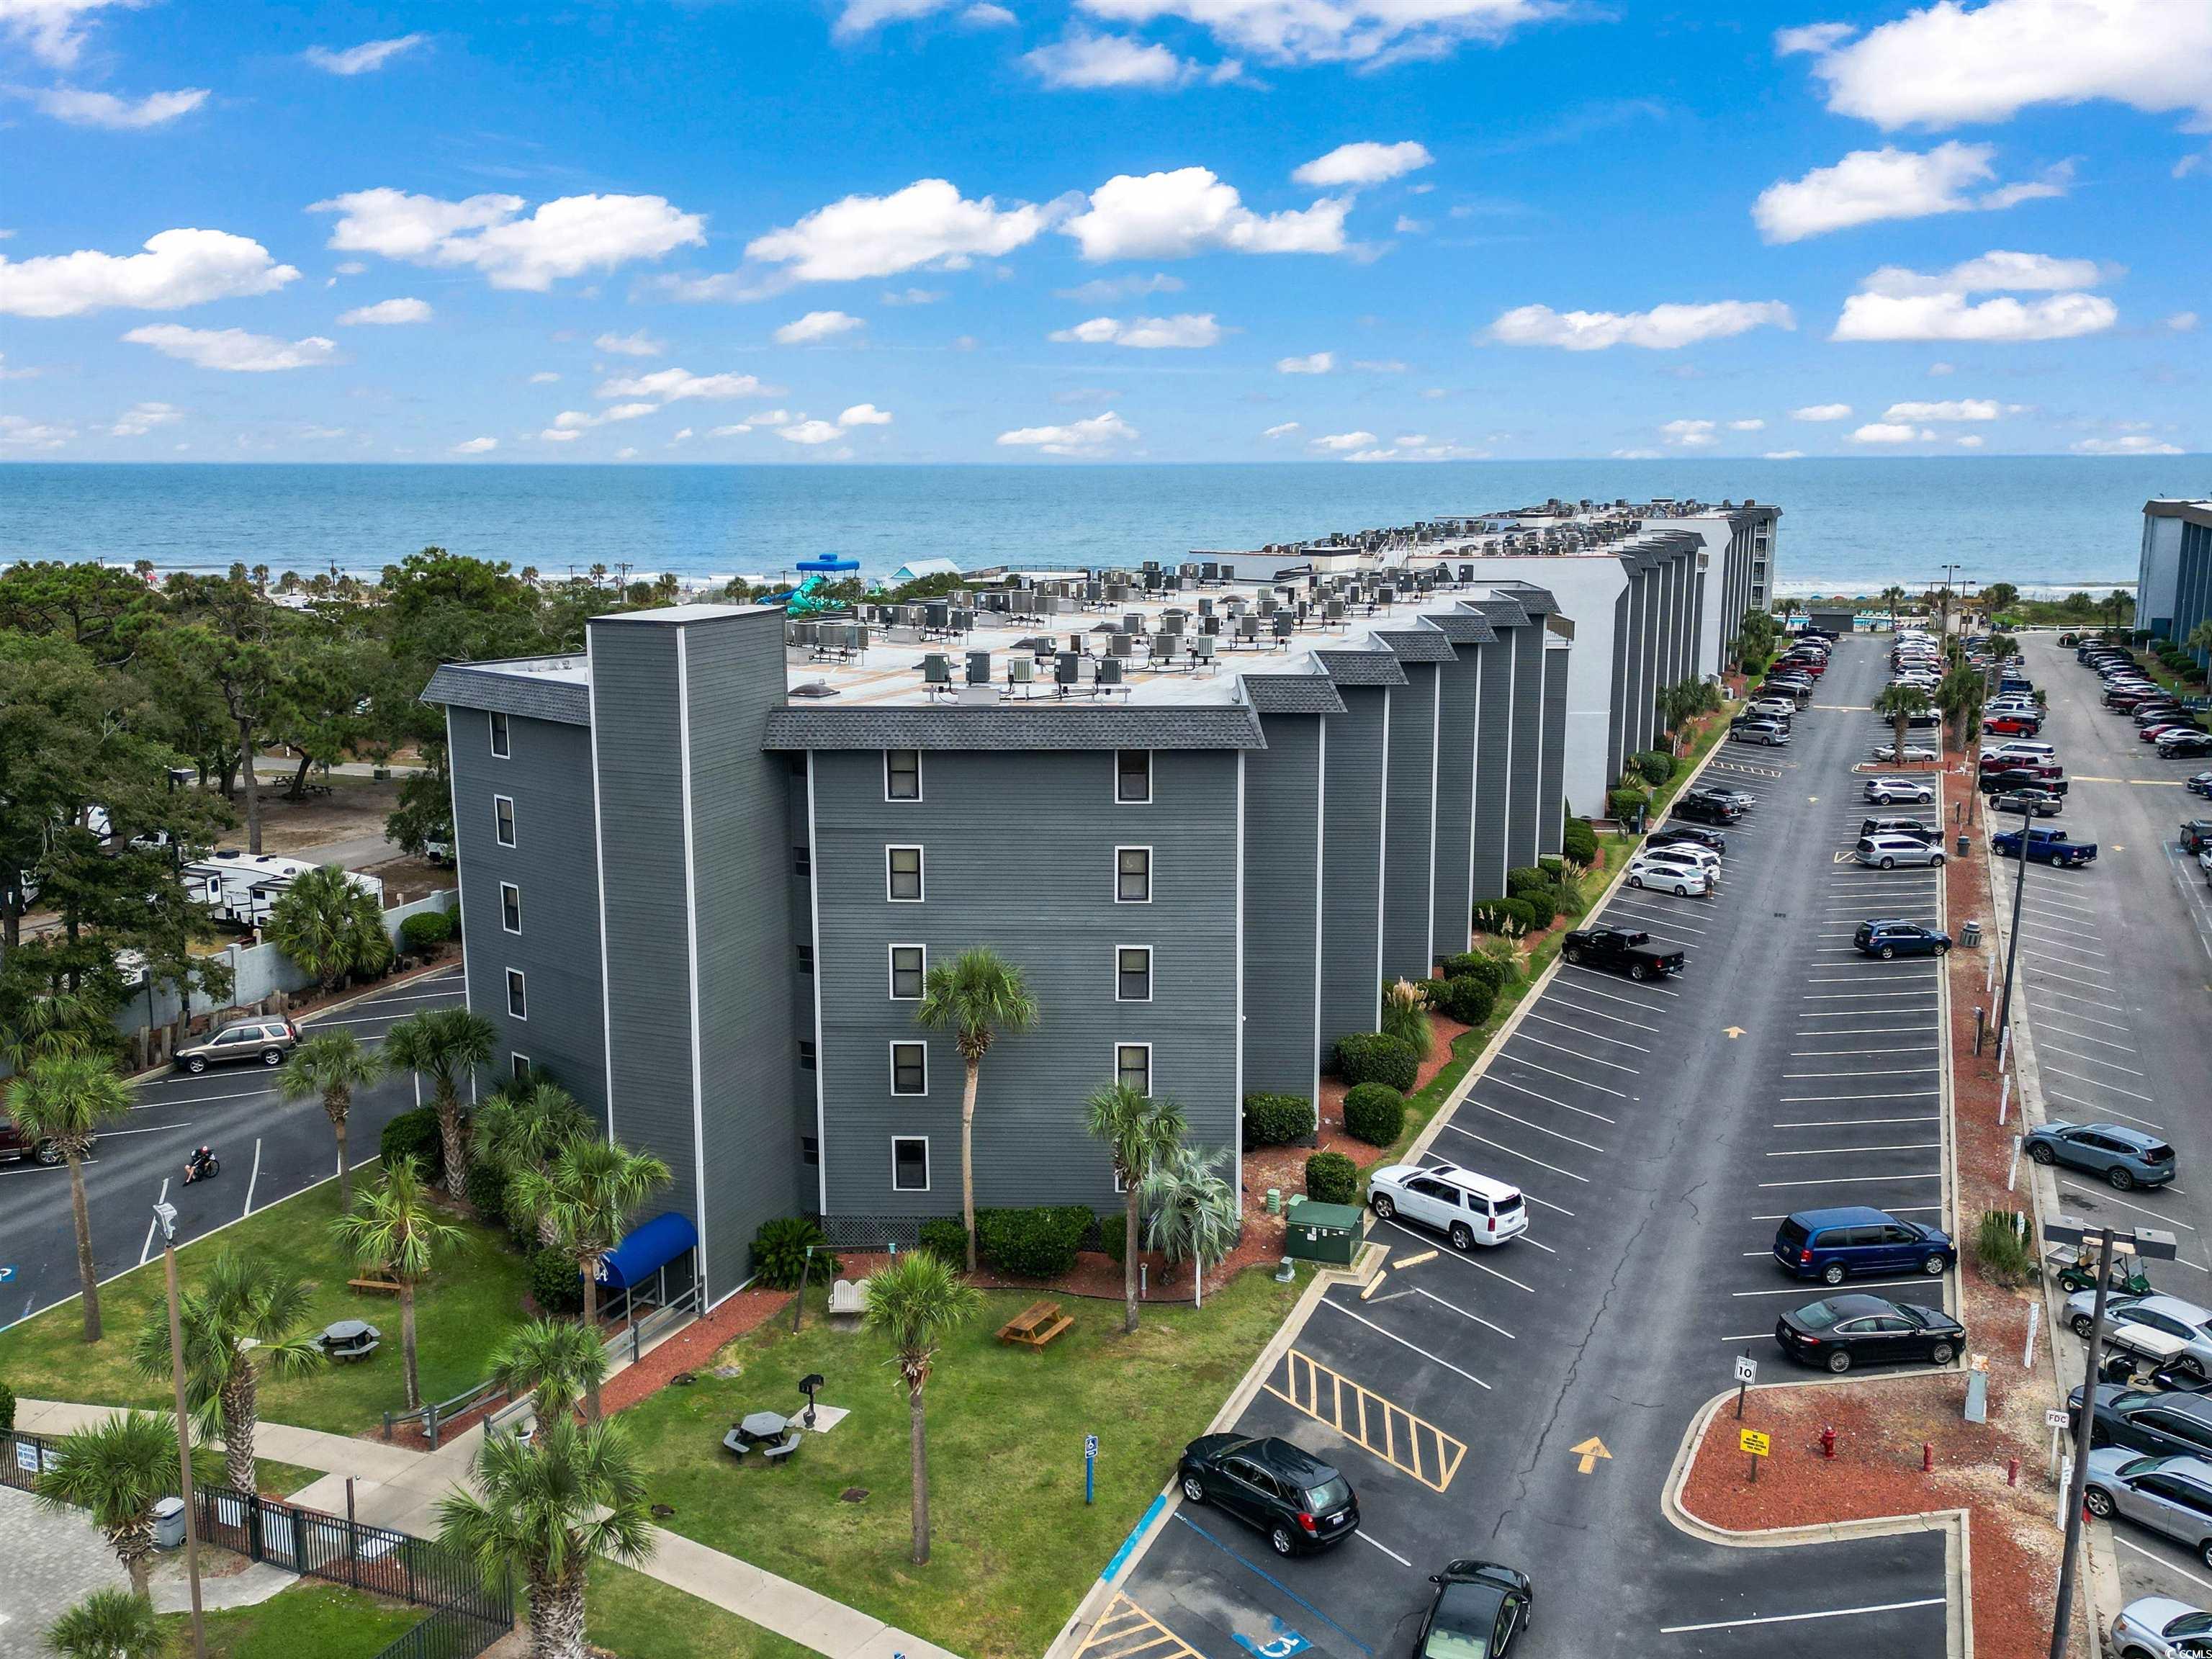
[1740, 1429, 1771, 1458]
[2046, 1408, 2069, 1429]
[1734, 1356, 1758, 1384]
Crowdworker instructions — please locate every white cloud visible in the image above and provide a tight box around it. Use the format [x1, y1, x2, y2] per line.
[1928, 361, 1955, 376]
[745, 179, 1046, 282]
[1063, 168, 1349, 261]
[1276, 351, 1334, 374]
[109, 400, 181, 436]
[1051, 313, 1222, 348]
[996, 410, 1140, 455]
[539, 428, 582, 443]
[1882, 398, 2007, 421]
[1955, 433, 1985, 448]
[311, 187, 704, 291]
[0, 0, 136, 66]
[2165, 311, 2200, 333]
[1310, 429, 1377, 451]
[0, 228, 298, 318]
[2073, 435, 2183, 455]
[963, 3, 1017, 23]
[1056, 272, 1184, 302]
[1263, 421, 1301, 438]
[1485, 300, 1793, 351]
[1752, 143, 2070, 243]
[528, 371, 561, 384]
[670, 428, 693, 444]
[1791, 403, 1853, 421]
[837, 403, 893, 426]
[23, 86, 209, 128]
[1660, 418, 1717, 448]
[781, 420, 846, 445]
[1341, 440, 1481, 462]
[1352, 359, 1406, 373]
[305, 34, 426, 74]
[1025, 29, 1197, 88]
[1762, 449, 1807, 459]
[1858, 250, 2112, 296]
[1833, 249, 2118, 342]
[1071, 0, 1553, 66]
[338, 296, 431, 325]
[452, 436, 499, 454]
[833, 0, 961, 38]
[775, 309, 867, 344]
[1292, 140, 1433, 189]
[1847, 422, 1930, 444]
[549, 403, 659, 432]
[594, 367, 776, 403]
[1394, 216, 1429, 234]
[0, 413, 73, 449]
[595, 330, 663, 357]
[1792, 0, 2212, 130]
[1773, 22, 1855, 56]
[0, 353, 39, 380]
[881, 287, 943, 305]
[122, 325, 338, 372]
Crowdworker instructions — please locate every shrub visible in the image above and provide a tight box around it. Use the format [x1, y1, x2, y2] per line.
[1331, 1032, 1419, 1092]
[527, 1247, 585, 1317]
[379, 1107, 444, 1186]
[976, 1205, 1093, 1278]
[1440, 952, 1515, 992]
[1634, 750, 1676, 785]
[1380, 979, 1431, 1054]
[1561, 819, 1599, 866]
[462, 1158, 508, 1227]
[398, 911, 453, 958]
[750, 1215, 839, 1290]
[1972, 1209, 2039, 1289]
[1515, 888, 1557, 930]
[1429, 974, 1497, 1028]
[1473, 896, 1538, 935]
[1506, 866, 1550, 900]
[918, 1216, 970, 1266]
[1607, 787, 1651, 822]
[1342, 1084, 1406, 1147]
[1243, 1092, 1317, 1147]
[1303, 1151, 1357, 1206]
[0, 1379, 14, 1437]
[1097, 1212, 1128, 1264]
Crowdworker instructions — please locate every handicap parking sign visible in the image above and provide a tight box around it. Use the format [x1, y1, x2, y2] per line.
[1231, 1619, 1311, 1659]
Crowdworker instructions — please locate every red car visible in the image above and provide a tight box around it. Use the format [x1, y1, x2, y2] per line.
[1986, 714, 2041, 736]
[2143, 722, 2200, 743]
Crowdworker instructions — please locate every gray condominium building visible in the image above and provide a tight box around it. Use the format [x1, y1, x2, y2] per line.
[2140, 498, 2212, 673]
[426, 500, 1779, 1308]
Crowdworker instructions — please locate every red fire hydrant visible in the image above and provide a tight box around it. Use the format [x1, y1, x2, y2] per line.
[1819, 1425, 1838, 1460]
[1923, 1442, 1935, 1473]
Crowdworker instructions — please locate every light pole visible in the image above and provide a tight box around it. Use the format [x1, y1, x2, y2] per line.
[153, 1200, 209, 1659]
[1994, 798, 2035, 1045]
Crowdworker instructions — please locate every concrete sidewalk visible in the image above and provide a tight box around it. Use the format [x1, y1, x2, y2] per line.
[15, 1397, 964, 1659]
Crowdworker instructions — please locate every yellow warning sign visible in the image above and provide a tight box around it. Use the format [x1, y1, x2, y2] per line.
[1740, 1429, 1770, 1458]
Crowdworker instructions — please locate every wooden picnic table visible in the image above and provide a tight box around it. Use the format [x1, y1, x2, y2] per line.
[996, 1298, 1073, 1349]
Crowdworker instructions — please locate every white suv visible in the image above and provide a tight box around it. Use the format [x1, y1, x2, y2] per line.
[1367, 1162, 1528, 1250]
[1856, 832, 1946, 869]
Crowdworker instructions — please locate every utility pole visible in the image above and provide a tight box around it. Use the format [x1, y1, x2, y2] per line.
[1932, 565, 1969, 637]
[154, 1201, 209, 1659]
[1995, 799, 2034, 1042]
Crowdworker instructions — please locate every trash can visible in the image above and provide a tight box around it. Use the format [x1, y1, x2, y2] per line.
[1961, 920, 1983, 948]
[153, 1496, 186, 1550]
[1283, 1201, 1363, 1266]
[1957, 831, 1970, 857]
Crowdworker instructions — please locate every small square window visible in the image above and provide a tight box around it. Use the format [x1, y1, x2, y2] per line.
[1117, 946, 1152, 1003]
[511, 1053, 531, 1082]
[887, 845, 924, 902]
[1115, 1043, 1150, 1096]
[799, 1039, 817, 1071]
[489, 711, 510, 759]
[886, 749, 922, 801]
[889, 944, 925, 1000]
[494, 796, 516, 848]
[1116, 847, 1151, 903]
[505, 969, 527, 1021]
[793, 845, 810, 878]
[500, 882, 521, 934]
[891, 1136, 930, 1193]
[801, 1134, 820, 1167]
[891, 1040, 927, 1096]
[1116, 749, 1151, 804]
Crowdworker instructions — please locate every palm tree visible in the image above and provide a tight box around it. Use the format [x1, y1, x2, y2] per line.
[1881, 585, 1907, 633]
[1936, 665, 1984, 754]
[384, 1005, 497, 1198]
[436, 1414, 654, 1659]
[276, 1029, 385, 1214]
[0, 987, 120, 1074]
[1085, 1084, 1187, 1334]
[1873, 683, 1931, 765]
[914, 948, 1040, 1271]
[333, 1158, 461, 1411]
[489, 1316, 608, 1425]
[129, 1251, 324, 1493]
[35, 1412, 181, 1597]
[862, 1249, 981, 1566]
[473, 1081, 590, 1244]
[508, 1138, 669, 1420]
[264, 864, 394, 994]
[2187, 619, 2212, 662]
[2105, 589, 2133, 631]
[7, 1055, 132, 1341]
[45, 1586, 165, 1659]
[1140, 1144, 1239, 1308]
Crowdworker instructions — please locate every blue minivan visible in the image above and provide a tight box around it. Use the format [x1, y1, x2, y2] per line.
[1774, 1207, 1956, 1285]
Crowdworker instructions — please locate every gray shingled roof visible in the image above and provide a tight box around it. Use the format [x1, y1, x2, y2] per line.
[1461, 596, 1530, 629]
[1313, 649, 1410, 687]
[1241, 674, 1346, 716]
[421, 661, 591, 727]
[1426, 611, 1498, 646]
[761, 705, 1267, 751]
[1503, 585, 1559, 616]
[1375, 628, 1457, 665]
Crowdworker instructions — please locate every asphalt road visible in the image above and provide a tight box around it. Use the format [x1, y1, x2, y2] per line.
[1101, 635, 1958, 1659]
[0, 964, 468, 1332]
[2004, 634, 2212, 1615]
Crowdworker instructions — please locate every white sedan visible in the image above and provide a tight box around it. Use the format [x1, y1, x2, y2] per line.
[1871, 743, 1939, 764]
[1625, 853, 1712, 895]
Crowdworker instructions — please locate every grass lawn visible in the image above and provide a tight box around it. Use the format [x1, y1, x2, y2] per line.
[588, 1561, 821, 1659]
[257, 1457, 328, 1498]
[0, 1179, 532, 1437]
[614, 1268, 1303, 1659]
[157, 1581, 423, 1658]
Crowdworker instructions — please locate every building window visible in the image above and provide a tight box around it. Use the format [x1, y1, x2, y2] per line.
[505, 969, 527, 1021]
[891, 1136, 930, 1192]
[793, 845, 810, 878]
[511, 1053, 531, 1082]
[1115, 1043, 1151, 1096]
[797, 942, 814, 975]
[493, 796, 516, 848]
[1116, 846, 1151, 904]
[799, 1039, 817, 1071]
[887, 845, 924, 902]
[1116, 946, 1152, 1003]
[1116, 749, 1151, 804]
[886, 749, 922, 801]
[489, 711, 510, 759]
[500, 882, 521, 935]
[788, 753, 808, 778]
[889, 944, 925, 1000]
[891, 1040, 927, 1096]
[801, 1134, 819, 1167]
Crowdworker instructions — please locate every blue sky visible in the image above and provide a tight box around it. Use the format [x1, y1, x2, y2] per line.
[1, 0, 2206, 464]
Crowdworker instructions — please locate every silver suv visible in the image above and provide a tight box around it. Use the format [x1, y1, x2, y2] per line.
[1855, 833, 1946, 870]
[174, 1017, 300, 1074]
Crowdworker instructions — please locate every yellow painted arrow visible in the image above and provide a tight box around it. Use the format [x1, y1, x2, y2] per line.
[1570, 1437, 1612, 1474]
[1725, 1026, 1747, 1039]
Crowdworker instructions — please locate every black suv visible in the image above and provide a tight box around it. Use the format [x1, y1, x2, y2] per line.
[1648, 824, 1727, 855]
[1178, 1434, 1359, 1555]
[1671, 793, 1742, 825]
[2068, 1385, 2212, 1459]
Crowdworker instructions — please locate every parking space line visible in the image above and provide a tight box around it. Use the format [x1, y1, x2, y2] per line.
[1313, 1300, 1492, 1391]
[1781, 1067, 1937, 1079]
[1730, 1277, 1930, 1298]
[1605, 905, 1712, 935]
[2028, 1022, 2136, 1051]
[1565, 964, 1680, 998]
[1766, 1142, 1941, 1156]
[2058, 1182, 2195, 1228]
[1508, 1033, 1640, 1074]
[1478, 1076, 1616, 1125]
[1412, 1286, 1518, 1341]
[1491, 1054, 1631, 1101]
[1557, 977, 1675, 1014]
[1167, 1519, 1377, 1655]
[2023, 963, 2118, 992]
[2041, 1045, 2147, 1076]
[1773, 1115, 1938, 1128]
[1794, 1022, 1938, 1033]
[1480, 1102, 1606, 1154]
[1522, 1010, 1651, 1053]
[1353, 1529, 1413, 1568]
[1073, 1596, 1204, 1659]
[1779, 1090, 1939, 1102]
[1759, 1172, 1942, 1188]
[1658, 1596, 1946, 1635]
[1444, 1125, 1591, 1184]
[2046, 1092, 2166, 1133]
[2114, 1538, 2212, 1595]
[2020, 930, 2108, 957]
[1799, 989, 1938, 1001]
[1266, 1348, 1474, 1489]
[2028, 989, 2129, 1016]
[1544, 996, 1664, 1035]
[2042, 1066, 2158, 1103]
[1789, 1045, 1938, 1056]
[1755, 1205, 1943, 1220]
[136, 1084, 275, 1110]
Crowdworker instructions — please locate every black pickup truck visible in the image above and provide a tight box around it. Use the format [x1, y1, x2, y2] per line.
[1560, 925, 1686, 981]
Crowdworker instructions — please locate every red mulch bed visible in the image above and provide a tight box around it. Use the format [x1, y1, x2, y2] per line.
[601, 1283, 791, 1416]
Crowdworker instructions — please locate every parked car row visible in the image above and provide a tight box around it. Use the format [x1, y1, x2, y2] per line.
[2082, 639, 2211, 758]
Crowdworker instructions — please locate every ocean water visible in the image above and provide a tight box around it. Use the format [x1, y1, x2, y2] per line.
[2, 457, 2201, 595]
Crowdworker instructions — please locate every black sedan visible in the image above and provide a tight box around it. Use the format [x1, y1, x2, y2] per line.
[1413, 1561, 1534, 1659]
[1647, 824, 1727, 855]
[1670, 793, 1741, 825]
[1775, 1294, 1966, 1373]
[2067, 1385, 2212, 1457]
[1177, 1434, 1359, 1555]
[2162, 732, 2212, 758]
[1854, 920, 1953, 959]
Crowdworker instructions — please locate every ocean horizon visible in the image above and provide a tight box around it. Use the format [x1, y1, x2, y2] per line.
[4, 455, 2203, 596]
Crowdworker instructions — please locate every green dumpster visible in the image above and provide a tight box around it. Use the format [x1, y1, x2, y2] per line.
[1284, 1200, 1363, 1266]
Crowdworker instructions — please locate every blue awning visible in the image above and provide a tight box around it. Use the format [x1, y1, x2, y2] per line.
[797, 556, 860, 575]
[596, 1211, 698, 1291]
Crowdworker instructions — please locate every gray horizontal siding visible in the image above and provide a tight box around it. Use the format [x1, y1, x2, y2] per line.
[1242, 714, 1323, 1102]
[1318, 685, 1388, 1057]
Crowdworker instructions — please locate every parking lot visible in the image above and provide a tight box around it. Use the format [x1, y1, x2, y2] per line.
[1102, 634, 1958, 1658]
